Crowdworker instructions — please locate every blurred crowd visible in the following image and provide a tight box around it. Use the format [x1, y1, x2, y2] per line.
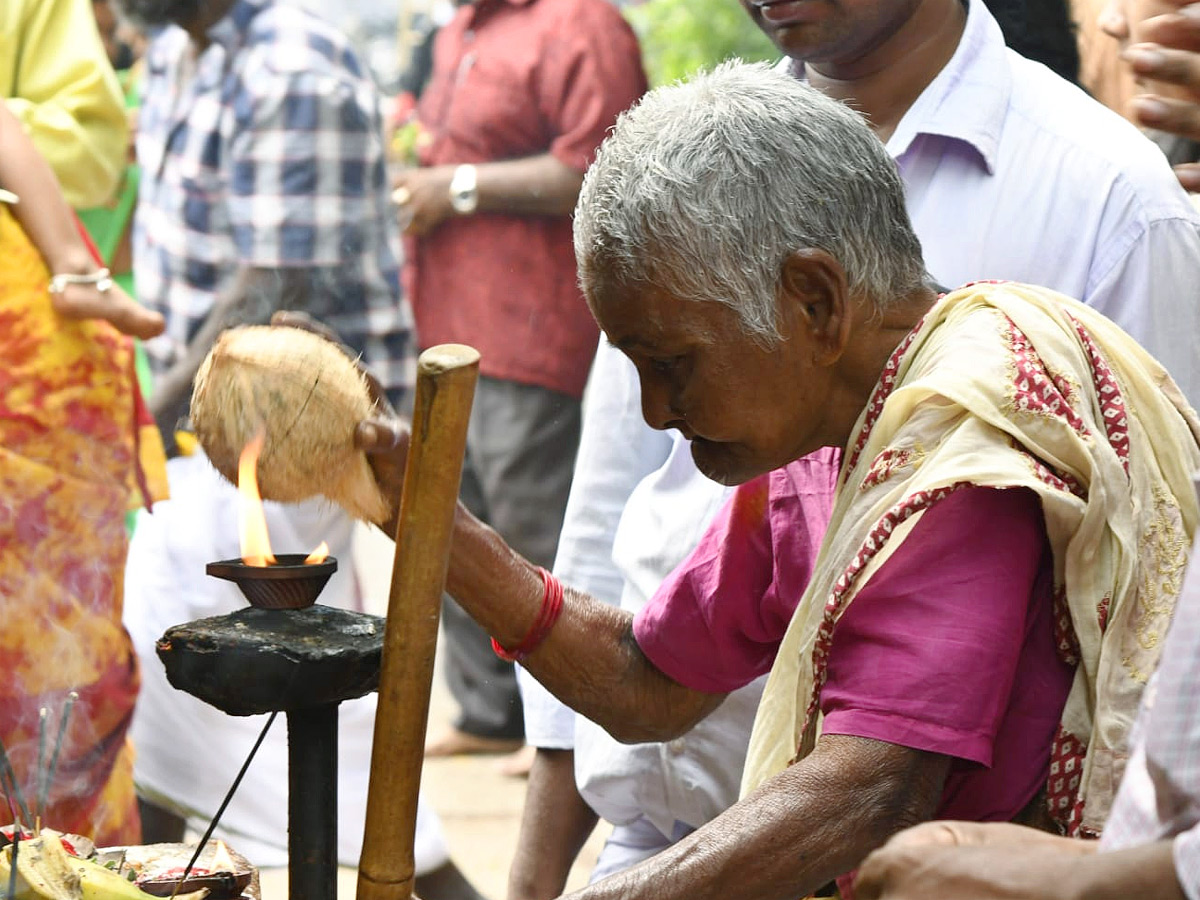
[4, 1, 1200, 900]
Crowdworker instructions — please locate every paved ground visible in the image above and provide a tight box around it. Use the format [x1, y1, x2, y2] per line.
[257, 525, 608, 900]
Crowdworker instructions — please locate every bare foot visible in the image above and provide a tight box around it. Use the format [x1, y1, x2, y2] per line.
[496, 744, 536, 778]
[424, 726, 523, 757]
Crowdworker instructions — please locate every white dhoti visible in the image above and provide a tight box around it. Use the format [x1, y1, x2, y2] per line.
[123, 453, 448, 871]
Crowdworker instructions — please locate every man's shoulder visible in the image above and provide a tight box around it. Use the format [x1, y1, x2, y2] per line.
[999, 52, 1193, 218]
[235, 3, 372, 89]
[525, 0, 633, 33]
[145, 24, 190, 71]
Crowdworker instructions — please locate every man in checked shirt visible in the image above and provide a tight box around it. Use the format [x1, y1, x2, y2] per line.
[111, 2, 477, 896]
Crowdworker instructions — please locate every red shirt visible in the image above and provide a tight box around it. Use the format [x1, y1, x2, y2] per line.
[409, 0, 647, 398]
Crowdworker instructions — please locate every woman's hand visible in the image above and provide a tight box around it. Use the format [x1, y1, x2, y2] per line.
[354, 416, 411, 535]
[52, 279, 165, 340]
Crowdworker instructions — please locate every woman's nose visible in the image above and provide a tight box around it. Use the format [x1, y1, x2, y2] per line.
[639, 377, 675, 432]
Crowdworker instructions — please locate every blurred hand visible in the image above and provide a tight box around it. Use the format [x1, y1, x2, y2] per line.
[1122, 1, 1200, 190]
[854, 822, 1097, 900]
[271, 309, 411, 531]
[127, 107, 139, 165]
[874, 820, 1098, 852]
[52, 280, 165, 339]
[391, 165, 456, 236]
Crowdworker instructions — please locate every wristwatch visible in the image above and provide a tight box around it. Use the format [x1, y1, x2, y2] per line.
[449, 164, 479, 215]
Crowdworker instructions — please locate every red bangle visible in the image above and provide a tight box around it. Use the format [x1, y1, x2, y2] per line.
[491, 567, 564, 662]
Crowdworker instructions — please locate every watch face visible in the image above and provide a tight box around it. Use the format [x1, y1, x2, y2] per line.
[451, 188, 477, 214]
[450, 165, 478, 214]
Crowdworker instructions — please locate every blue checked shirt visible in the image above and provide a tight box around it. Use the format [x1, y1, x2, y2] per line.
[135, 0, 415, 406]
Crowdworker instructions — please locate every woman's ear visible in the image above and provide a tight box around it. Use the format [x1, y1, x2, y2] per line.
[778, 248, 851, 365]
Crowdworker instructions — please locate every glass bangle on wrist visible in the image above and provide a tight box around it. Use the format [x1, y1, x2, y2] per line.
[48, 268, 113, 295]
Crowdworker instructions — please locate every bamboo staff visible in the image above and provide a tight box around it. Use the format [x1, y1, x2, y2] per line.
[357, 344, 480, 900]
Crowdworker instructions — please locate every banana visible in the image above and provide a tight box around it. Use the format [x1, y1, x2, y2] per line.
[1, 833, 208, 900]
[2, 829, 82, 900]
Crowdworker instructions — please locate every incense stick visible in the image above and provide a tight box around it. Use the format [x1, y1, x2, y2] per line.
[0, 739, 31, 828]
[6, 823, 19, 900]
[42, 692, 76, 825]
[34, 708, 47, 833]
[168, 711, 278, 900]
[1, 771, 20, 833]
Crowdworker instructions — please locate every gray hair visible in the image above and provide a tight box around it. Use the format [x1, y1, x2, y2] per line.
[574, 61, 927, 344]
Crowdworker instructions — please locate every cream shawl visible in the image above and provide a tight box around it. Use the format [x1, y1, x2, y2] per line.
[741, 282, 1200, 836]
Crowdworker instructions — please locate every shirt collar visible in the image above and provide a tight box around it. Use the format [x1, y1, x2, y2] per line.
[206, 0, 269, 54]
[885, 0, 1010, 174]
[468, 0, 537, 22]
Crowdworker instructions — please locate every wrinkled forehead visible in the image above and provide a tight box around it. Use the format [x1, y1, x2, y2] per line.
[591, 281, 739, 356]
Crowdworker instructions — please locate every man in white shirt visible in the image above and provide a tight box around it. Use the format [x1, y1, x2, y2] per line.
[509, 0, 1200, 897]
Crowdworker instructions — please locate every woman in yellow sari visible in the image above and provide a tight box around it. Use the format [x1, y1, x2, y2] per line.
[0, 103, 165, 846]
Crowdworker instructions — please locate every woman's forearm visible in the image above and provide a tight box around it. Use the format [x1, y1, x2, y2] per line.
[0, 104, 100, 276]
[573, 734, 948, 900]
[445, 504, 724, 742]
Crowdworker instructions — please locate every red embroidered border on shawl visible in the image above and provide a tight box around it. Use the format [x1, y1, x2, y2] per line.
[1007, 320, 1087, 436]
[800, 481, 974, 737]
[1023, 450, 1086, 499]
[1067, 314, 1131, 476]
[1047, 725, 1089, 834]
[1052, 584, 1081, 667]
[846, 323, 924, 474]
[859, 446, 922, 492]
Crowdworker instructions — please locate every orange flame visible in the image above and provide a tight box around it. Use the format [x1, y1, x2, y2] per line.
[304, 542, 330, 564]
[238, 432, 276, 567]
[211, 840, 235, 873]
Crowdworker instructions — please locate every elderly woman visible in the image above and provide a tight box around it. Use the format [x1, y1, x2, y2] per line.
[354, 62, 1200, 899]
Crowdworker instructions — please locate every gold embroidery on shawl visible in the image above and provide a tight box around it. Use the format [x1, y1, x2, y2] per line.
[1003, 319, 1087, 435]
[859, 443, 926, 492]
[1123, 488, 1188, 683]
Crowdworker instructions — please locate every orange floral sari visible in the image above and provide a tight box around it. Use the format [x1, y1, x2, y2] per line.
[0, 204, 167, 845]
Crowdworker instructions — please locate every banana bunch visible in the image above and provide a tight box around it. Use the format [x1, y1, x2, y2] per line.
[1, 832, 207, 900]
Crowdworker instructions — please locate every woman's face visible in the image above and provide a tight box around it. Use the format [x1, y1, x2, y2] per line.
[1100, 0, 1195, 102]
[589, 278, 837, 487]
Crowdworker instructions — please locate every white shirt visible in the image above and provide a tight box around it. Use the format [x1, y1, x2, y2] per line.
[517, 341, 750, 835]
[522, 0, 1200, 844]
[877, 0, 1200, 405]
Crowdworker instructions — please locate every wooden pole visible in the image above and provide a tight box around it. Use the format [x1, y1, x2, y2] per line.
[357, 344, 480, 900]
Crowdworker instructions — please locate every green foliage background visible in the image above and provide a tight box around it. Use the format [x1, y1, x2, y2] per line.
[624, 0, 778, 87]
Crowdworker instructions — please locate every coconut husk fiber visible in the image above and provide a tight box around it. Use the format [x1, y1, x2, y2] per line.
[190, 325, 389, 523]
